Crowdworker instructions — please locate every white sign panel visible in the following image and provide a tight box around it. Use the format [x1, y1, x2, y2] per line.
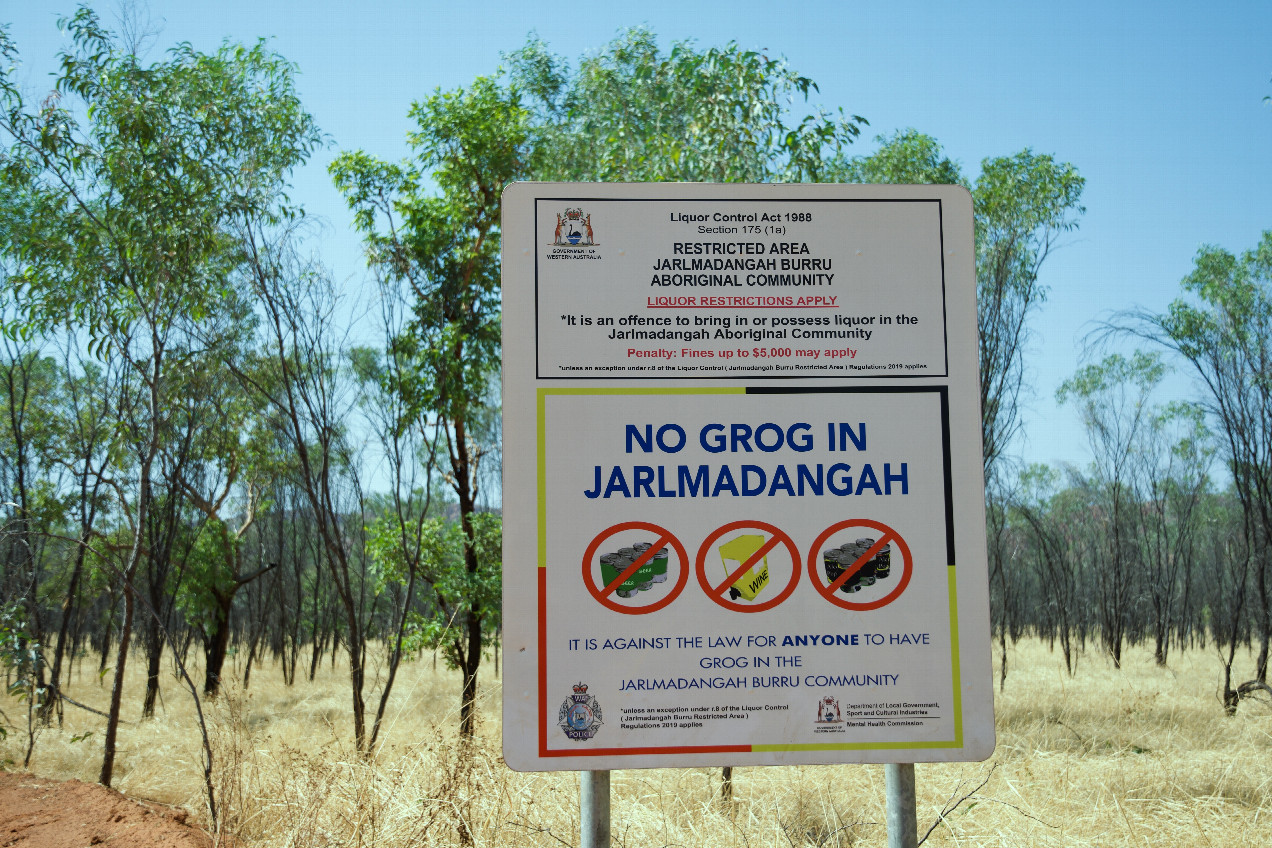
[502, 184, 993, 771]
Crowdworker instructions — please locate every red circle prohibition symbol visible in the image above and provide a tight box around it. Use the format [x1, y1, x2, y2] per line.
[695, 520, 801, 613]
[806, 518, 913, 611]
[582, 521, 690, 615]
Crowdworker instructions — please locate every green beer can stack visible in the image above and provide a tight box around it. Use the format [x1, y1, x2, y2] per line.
[599, 553, 639, 598]
[632, 542, 669, 583]
[617, 547, 655, 591]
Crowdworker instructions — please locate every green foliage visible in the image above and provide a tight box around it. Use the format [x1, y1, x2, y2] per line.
[511, 28, 866, 182]
[974, 149, 1085, 305]
[842, 131, 1084, 477]
[366, 513, 503, 669]
[1159, 401, 1213, 473]
[0, 602, 42, 735]
[331, 74, 523, 429]
[832, 128, 964, 186]
[1161, 233, 1272, 364]
[176, 518, 237, 631]
[1057, 351, 1167, 494]
[0, 5, 321, 347]
[1057, 351, 1167, 408]
[1016, 462, 1062, 506]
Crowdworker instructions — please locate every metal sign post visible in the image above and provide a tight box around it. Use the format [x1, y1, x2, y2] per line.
[580, 770, 611, 848]
[886, 762, 917, 848]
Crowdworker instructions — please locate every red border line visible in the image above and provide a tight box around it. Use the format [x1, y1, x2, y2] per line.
[538, 567, 549, 757]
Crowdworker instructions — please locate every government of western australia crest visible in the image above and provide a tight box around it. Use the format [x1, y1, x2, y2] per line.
[559, 682, 603, 740]
[552, 208, 596, 246]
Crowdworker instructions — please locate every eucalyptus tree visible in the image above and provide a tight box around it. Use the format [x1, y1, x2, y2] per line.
[40, 340, 126, 724]
[0, 343, 60, 627]
[171, 340, 280, 698]
[837, 130, 1085, 480]
[977, 152, 1081, 683]
[1135, 402, 1212, 666]
[1011, 464, 1082, 674]
[1118, 232, 1272, 704]
[350, 323, 443, 751]
[0, 337, 63, 742]
[231, 234, 378, 749]
[331, 73, 523, 739]
[0, 7, 319, 798]
[1057, 351, 1166, 668]
[839, 130, 1084, 686]
[974, 153, 1084, 477]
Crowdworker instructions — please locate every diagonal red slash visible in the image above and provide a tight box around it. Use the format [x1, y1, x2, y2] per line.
[825, 532, 896, 593]
[602, 533, 674, 596]
[710, 534, 782, 600]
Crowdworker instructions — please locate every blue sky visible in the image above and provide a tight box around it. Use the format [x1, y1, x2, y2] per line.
[7, 1, 1271, 476]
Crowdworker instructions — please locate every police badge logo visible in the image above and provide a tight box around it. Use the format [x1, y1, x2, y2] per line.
[559, 682, 603, 740]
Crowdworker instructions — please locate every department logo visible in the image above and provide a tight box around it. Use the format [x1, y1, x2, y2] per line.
[558, 682, 603, 740]
[552, 207, 597, 246]
[815, 696, 842, 724]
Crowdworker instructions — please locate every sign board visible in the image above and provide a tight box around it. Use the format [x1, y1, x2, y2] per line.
[501, 183, 994, 771]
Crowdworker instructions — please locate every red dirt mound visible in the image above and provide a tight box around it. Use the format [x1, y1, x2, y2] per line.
[0, 772, 211, 848]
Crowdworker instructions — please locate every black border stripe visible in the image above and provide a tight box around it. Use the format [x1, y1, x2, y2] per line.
[745, 384, 956, 567]
[940, 389, 956, 565]
[532, 197, 949, 381]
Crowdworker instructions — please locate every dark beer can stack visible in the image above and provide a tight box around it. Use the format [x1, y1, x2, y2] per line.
[856, 537, 892, 578]
[822, 548, 862, 593]
[840, 541, 877, 586]
[823, 537, 896, 594]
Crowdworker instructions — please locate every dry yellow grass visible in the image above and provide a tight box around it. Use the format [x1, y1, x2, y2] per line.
[4, 638, 1271, 846]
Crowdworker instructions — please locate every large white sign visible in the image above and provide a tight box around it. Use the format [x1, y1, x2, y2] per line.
[502, 184, 993, 771]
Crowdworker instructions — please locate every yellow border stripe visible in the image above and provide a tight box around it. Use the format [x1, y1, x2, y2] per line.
[536, 390, 549, 567]
[947, 563, 963, 746]
[754, 740, 963, 752]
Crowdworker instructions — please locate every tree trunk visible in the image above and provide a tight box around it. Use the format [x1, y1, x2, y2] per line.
[43, 536, 89, 726]
[142, 618, 163, 718]
[1257, 551, 1270, 682]
[368, 561, 419, 752]
[203, 592, 234, 697]
[98, 590, 118, 682]
[99, 576, 135, 787]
